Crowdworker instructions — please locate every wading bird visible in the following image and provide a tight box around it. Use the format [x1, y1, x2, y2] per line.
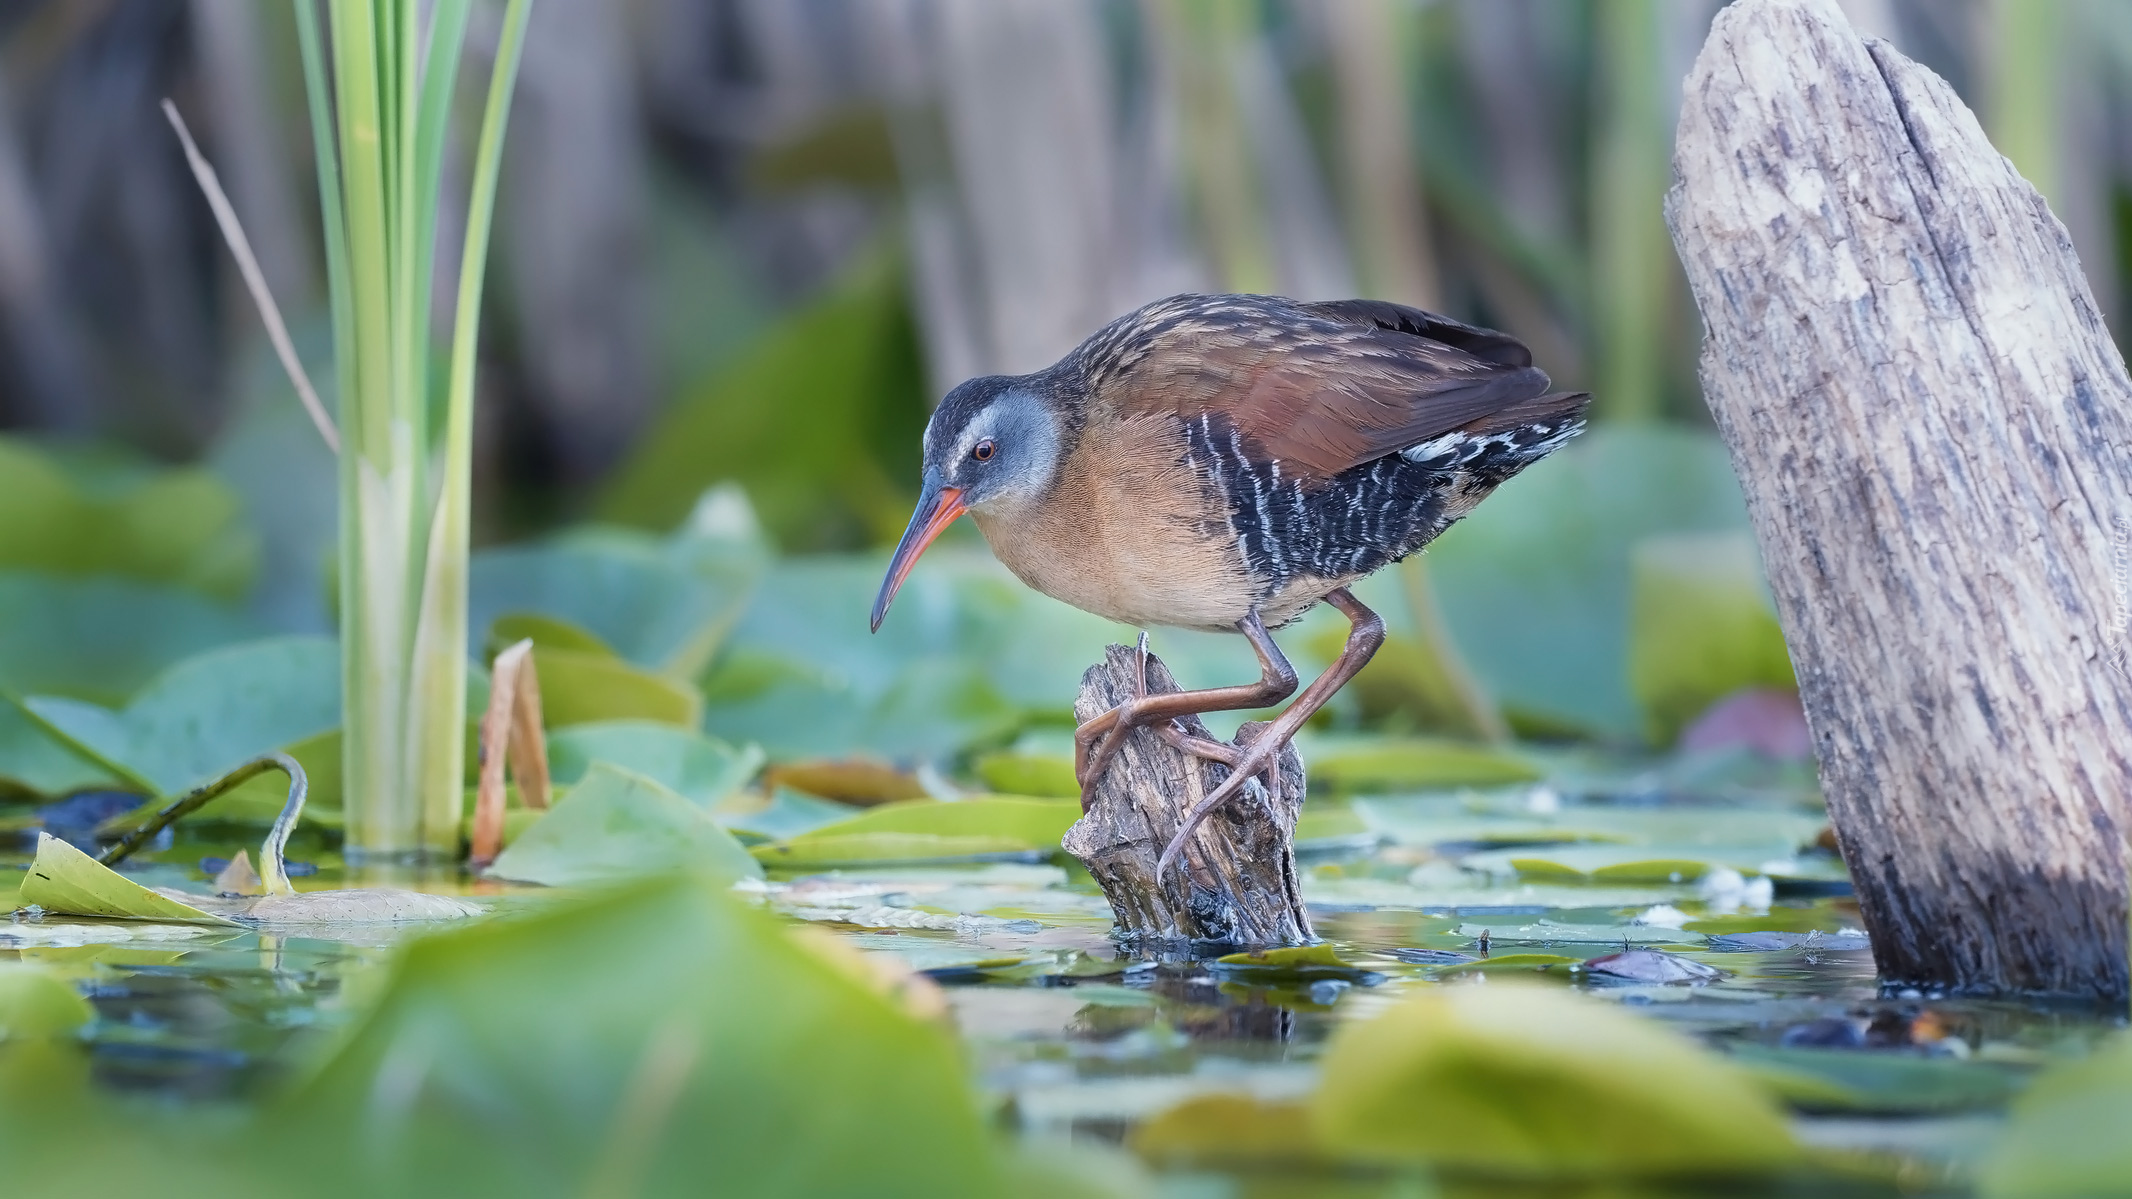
[872, 294, 1587, 878]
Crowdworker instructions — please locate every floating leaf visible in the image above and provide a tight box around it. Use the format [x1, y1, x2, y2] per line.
[1212, 945, 1382, 985]
[1304, 736, 1542, 792]
[0, 964, 92, 1040]
[0, 573, 259, 706]
[0, 436, 259, 600]
[596, 255, 931, 550]
[1311, 983, 1802, 1176]
[764, 759, 929, 804]
[973, 751, 1077, 799]
[21, 637, 339, 797]
[1581, 949, 1726, 984]
[486, 763, 762, 888]
[1415, 426, 1755, 740]
[1431, 953, 1582, 974]
[1734, 1045, 2020, 1115]
[484, 612, 618, 659]
[18, 834, 238, 925]
[237, 891, 486, 925]
[1628, 532, 1795, 746]
[750, 797, 1077, 868]
[547, 721, 760, 808]
[1977, 1032, 2132, 1197]
[720, 789, 864, 842]
[471, 520, 762, 680]
[276, 873, 1005, 1195]
[1130, 1094, 1322, 1169]
[0, 699, 112, 798]
[533, 647, 702, 730]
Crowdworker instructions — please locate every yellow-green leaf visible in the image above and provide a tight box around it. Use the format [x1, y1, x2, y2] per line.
[534, 647, 702, 729]
[0, 964, 93, 1040]
[1311, 984, 1801, 1177]
[19, 834, 239, 925]
[749, 797, 1077, 867]
[1307, 737, 1542, 792]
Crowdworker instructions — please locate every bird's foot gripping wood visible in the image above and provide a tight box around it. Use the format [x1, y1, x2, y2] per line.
[1061, 644, 1313, 948]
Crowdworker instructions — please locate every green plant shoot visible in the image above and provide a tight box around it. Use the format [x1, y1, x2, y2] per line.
[293, 0, 532, 859]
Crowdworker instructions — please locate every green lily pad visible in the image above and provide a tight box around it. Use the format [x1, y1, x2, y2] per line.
[534, 647, 703, 730]
[1503, 857, 1711, 885]
[20, 636, 339, 796]
[485, 612, 619, 659]
[0, 573, 259, 706]
[277, 873, 1005, 1194]
[0, 964, 93, 1040]
[1978, 1031, 2132, 1197]
[1731, 1045, 2021, 1115]
[1305, 736, 1542, 792]
[547, 721, 761, 807]
[0, 435, 259, 601]
[1131, 1094, 1322, 1169]
[1455, 922, 1705, 947]
[720, 789, 864, 842]
[1212, 945, 1380, 984]
[18, 834, 239, 925]
[0, 699, 113, 798]
[1310, 983, 1802, 1176]
[749, 797, 1078, 867]
[596, 256, 931, 550]
[1415, 426, 1756, 742]
[1431, 953, 1583, 974]
[471, 520, 762, 680]
[1628, 532, 1795, 746]
[973, 751, 1077, 799]
[486, 762, 763, 888]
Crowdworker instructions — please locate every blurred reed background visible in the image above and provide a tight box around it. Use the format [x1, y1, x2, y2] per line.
[0, 0, 2124, 560]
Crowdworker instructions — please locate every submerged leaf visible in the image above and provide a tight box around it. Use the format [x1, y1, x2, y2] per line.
[1130, 1094, 1322, 1169]
[0, 964, 93, 1040]
[1734, 1045, 2019, 1115]
[486, 762, 762, 888]
[1311, 983, 1801, 1176]
[18, 834, 238, 925]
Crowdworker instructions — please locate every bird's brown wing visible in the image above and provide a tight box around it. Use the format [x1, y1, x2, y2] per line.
[1081, 295, 1554, 481]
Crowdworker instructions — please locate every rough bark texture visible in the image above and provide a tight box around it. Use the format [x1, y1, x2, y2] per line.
[1667, 0, 2130, 998]
[1062, 645, 1312, 947]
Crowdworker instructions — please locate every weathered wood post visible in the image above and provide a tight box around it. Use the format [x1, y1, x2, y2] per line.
[1667, 0, 2130, 998]
[1063, 645, 1314, 948]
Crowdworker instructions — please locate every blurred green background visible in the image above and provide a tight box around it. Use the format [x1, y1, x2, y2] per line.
[0, 0, 2126, 773]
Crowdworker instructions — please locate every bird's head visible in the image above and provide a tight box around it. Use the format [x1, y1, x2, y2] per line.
[872, 375, 1068, 631]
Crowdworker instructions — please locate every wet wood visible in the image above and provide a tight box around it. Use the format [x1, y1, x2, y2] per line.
[1063, 644, 1313, 948]
[1667, 0, 2131, 997]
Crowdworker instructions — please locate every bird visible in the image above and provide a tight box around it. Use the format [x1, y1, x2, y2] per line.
[871, 293, 1588, 879]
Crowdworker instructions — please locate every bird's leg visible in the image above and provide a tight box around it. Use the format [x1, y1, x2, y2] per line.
[1074, 612, 1299, 811]
[1155, 588, 1385, 881]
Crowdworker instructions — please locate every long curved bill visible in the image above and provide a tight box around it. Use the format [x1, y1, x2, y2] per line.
[871, 476, 966, 632]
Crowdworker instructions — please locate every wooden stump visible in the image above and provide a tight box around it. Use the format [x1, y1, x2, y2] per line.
[1062, 644, 1313, 948]
[1667, 0, 2131, 998]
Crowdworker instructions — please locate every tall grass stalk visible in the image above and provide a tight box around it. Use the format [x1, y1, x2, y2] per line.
[294, 0, 532, 860]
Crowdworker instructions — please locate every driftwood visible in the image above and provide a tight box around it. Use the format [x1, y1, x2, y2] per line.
[1061, 645, 1313, 947]
[1667, 0, 2131, 997]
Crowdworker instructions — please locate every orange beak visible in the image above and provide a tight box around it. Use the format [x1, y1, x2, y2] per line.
[872, 477, 966, 632]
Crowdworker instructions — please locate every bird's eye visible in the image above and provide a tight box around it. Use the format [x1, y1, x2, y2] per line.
[972, 439, 996, 462]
